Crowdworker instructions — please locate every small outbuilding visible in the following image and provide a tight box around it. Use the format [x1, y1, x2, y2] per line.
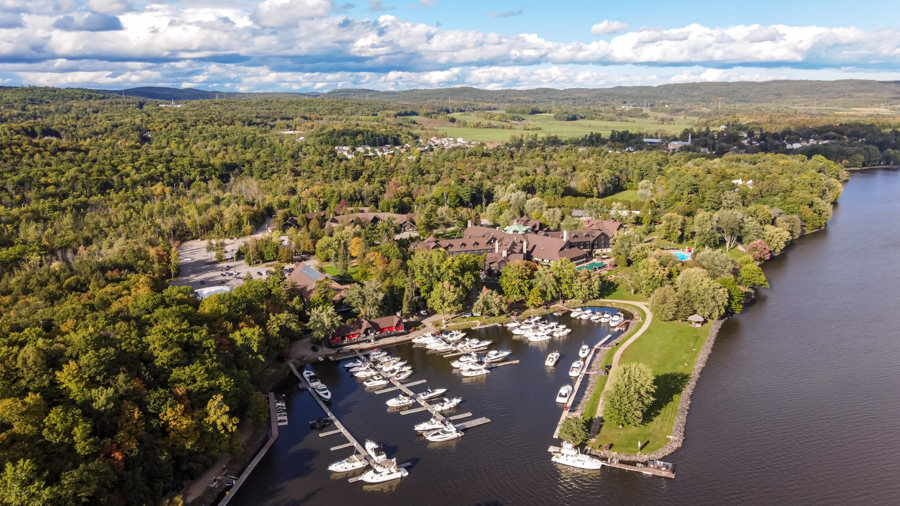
[687, 314, 705, 327]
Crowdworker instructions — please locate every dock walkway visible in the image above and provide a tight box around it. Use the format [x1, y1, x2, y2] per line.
[289, 362, 378, 467]
[354, 351, 447, 423]
[218, 393, 279, 505]
[545, 446, 675, 479]
[553, 343, 603, 438]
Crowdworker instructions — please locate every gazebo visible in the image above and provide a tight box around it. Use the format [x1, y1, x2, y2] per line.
[687, 314, 705, 327]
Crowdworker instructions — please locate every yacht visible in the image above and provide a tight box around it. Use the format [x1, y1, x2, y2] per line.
[556, 385, 573, 404]
[483, 350, 511, 363]
[460, 366, 490, 377]
[416, 388, 447, 401]
[328, 453, 368, 473]
[578, 345, 590, 358]
[600, 313, 611, 323]
[569, 360, 584, 378]
[424, 424, 464, 442]
[553, 327, 572, 337]
[456, 352, 479, 363]
[343, 359, 366, 369]
[570, 309, 584, 318]
[363, 375, 388, 388]
[505, 320, 521, 328]
[302, 370, 322, 387]
[365, 439, 388, 463]
[590, 312, 603, 322]
[579, 312, 592, 320]
[368, 350, 388, 360]
[412, 333, 437, 344]
[427, 341, 454, 353]
[545, 351, 560, 367]
[392, 370, 412, 381]
[528, 332, 551, 342]
[358, 459, 408, 483]
[432, 397, 462, 412]
[609, 313, 624, 326]
[451, 357, 480, 368]
[353, 368, 379, 378]
[551, 442, 604, 470]
[386, 394, 415, 408]
[313, 384, 332, 401]
[414, 417, 445, 432]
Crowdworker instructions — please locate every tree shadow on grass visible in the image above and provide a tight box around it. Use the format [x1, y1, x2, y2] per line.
[643, 372, 689, 422]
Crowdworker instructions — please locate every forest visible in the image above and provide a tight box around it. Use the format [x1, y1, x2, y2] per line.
[0, 86, 848, 504]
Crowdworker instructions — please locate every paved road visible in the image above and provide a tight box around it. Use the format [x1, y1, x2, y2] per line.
[594, 300, 652, 419]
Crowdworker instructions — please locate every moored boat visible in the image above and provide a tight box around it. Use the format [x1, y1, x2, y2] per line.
[569, 360, 584, 378]
[365, 439, 388, 463]
[414, 416, 445, 432]
[328, 453, 367, 473]
[416, 388, 447, 401]
[483, 350, 511, 362]
[363, 375, 388, 388]
[386, 394, 415, 408]
[578, 344, 590, 358]
[432, 397, 462, 412]
[358, 459, 408, 483]
[556, 384, 573, 404]
[545, 351, 560, 367]
[424, 424, 464, 442]
[551, 442, 603, 470]
[313, 384, 332, 401]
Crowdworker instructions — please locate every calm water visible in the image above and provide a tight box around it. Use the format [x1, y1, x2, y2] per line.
[235, 169, 900, 505]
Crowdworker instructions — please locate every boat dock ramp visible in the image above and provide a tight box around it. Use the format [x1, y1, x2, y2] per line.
[545, 446, 675, 479]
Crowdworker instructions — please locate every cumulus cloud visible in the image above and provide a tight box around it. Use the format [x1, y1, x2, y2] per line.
[53, 12, 123, 31]
[591, 19, 628, 35]
[252, 0, 333, 28]
[88, 0, 136, 15]
[489, 8, 522, 19]
[0, 11, 23, 28]
[368, 0, 393, 11]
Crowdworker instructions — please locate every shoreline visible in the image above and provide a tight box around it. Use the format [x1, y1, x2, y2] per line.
[590, 318, 724, 463]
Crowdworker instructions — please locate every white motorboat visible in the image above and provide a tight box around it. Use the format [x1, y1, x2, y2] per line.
[505, 320, 521, 328]
[313, 384, 332, 401]
[456, 352, 479, 363]
[424, 424, 464, 442]
[432, 397, 462, 412]
[392, 370, 412, 381]
[358, 460, 408, 483]
[416, 388, 447, 401]
[578, 345, 590, 358]
[365, 439, 388, 463]
[483, 350, 511, 362]
[412, 333, 437, 344]
[551, 442, 604, 470]
[545, 352, 560, 367]
[579, 312, 592, 320]
[363, 375, 388, 388]
[368, 350, 388, 360]
[328, 453, 368, 473]
[443, 330, 466, 341]
[460, 366, 490, 377]
[511, 327, 528, 335]
[343, 359, 366, 369]
[414, 417, 445, 432]
[457, 361, 485, 371]
[600, 313, 611, 323]
[609, 313, 624, 326]
[590, 313, 603, 322]
[302, 370, 322, 387]
[570, 309, 583, 317]
[451, 357, 480, 368]
[528, 332, 551, 342]
[386, 394, 415, 408]
[427, 341, 454, 353]
[569, 360, 584, 378]
[353, 368, 379, 378]
[556, 385, 573, 404]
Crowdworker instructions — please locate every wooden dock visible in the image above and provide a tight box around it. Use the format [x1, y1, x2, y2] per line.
[289, 362, 379, 467]
[545, 446, 675, 479]
[553, 343, 603, 438]
[355, 351, 448, 423]
[318, 429, 341, 438]
[488, 359, 518, 368]
[447, 412, 472, 421]
[374, 379, 426, 394]
[218, 392, 279, 505]
[454, 417, 491, 431]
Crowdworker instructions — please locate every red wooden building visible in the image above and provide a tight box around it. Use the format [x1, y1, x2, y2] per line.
[328, 316, 405, 347]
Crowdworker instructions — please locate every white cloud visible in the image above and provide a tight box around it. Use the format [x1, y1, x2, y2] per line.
[591, 19, 628, 35]
[53, 12, 122, 31]
[87, 0, 135, 15]
[252, 0, 333, 28]
[368, 0, 393, 11]
[0, 11, 23, 28]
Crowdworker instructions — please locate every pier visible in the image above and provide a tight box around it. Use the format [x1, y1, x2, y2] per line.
[553, 343, 603, 438]
[288, 362, 379, 468]
[374, 379, 427, 394]
[355, 351, 449, 423]
[218, 393, 279, 505]
[545, 446, 675, 479]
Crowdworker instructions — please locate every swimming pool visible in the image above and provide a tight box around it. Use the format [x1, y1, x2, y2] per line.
[672, 251, 691, 261]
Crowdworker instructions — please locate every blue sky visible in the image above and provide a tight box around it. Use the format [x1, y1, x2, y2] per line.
[0, 0, 898, 91]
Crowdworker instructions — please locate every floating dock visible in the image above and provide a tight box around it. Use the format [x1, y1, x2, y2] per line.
[553, 343, 603, 438]
[545, 446, 675, 479]
[454, 417, 491, 431]
[374, 379, 427, 394]
[355, 351, 449, 423]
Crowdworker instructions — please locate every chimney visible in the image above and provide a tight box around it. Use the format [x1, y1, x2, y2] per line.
[494, 240, 499, 254]
[563, 229, 568, 242]
[502, 249, 507, 258]
[522, 238, 528, 255]
[467, 219, 472, 228]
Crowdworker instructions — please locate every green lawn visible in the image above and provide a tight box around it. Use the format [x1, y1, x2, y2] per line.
[321, 264, 360, 279]
[424, 112, 695, 143]
[605, 189, 640, 201]
[601, 284, 650, 302]
[590, 320, 711, 454]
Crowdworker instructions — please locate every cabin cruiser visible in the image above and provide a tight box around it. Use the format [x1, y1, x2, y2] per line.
[363, 375, 389, 388]
[600, 312, 611, 323]
[424, 424, 464, 442]
[414, 416, 445, 432]
[460, 366, 490, 377]
[578, 311, 592, 320]
[456, 352, 479, 363]
[528, 332, 551, 342]
[358, 459, 408, 483]
[578, 345, 590, 358]
[343, 359, 366, 369]
[368, 350, 388, 360]
[392, 370, 412, 381]
[328, 453, 367, 473]
[443, 330, 466, 341]
[432, 397, 462, 412]
[450, 357, 480, 369]
[551, 442, 604, 470]
[365, 439, 388, 463]
[386, 394, 415, 408]
[570, 309, 584, 318]
[556, 385, 573, 404]
[609, 313, 624, 326]
[545, 351, 560, 367]
[426, 341, 454, 353]
[483, 350, 511, 363]
[353, 368, 379, 379]
[554, 327, 572, 337]
[412, 333, 437, 344]
[313, 384, 332, 401]
[590, 312, 603, 322]
[416, 388, 447, 401]
[569, 360, 584, 378]
[505, 320, 521, 328]
[302, 370, 322, 387]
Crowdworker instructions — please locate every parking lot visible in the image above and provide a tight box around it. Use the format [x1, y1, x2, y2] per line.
[172, 237, 293, 292]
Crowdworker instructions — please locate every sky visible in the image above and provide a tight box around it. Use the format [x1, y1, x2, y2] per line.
[1, 0, 899, 92]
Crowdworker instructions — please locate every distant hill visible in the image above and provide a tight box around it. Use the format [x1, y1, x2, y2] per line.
[105, 80, 900, 109]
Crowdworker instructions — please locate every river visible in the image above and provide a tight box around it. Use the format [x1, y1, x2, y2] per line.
[233, 169, 900, 505]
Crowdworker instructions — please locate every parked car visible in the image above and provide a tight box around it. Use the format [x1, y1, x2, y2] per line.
[461, 312, 472, 318]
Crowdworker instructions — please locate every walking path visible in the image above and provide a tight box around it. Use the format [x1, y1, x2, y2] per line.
[592, 300, 653, 419]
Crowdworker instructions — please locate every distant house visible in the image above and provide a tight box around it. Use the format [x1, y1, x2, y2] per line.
[329, 315, 405, 347]
[667, 134, 692, 152]
[326, 212, 416, 233]
[286, 264, 344, 301]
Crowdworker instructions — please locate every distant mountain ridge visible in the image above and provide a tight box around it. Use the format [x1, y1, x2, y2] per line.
[110, 80, 900, 107]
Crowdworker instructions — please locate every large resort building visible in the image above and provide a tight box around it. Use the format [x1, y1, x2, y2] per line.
[414, 219, 621, 275]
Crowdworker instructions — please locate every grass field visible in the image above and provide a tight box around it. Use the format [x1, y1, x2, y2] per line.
[321, 264, 360, 279]
[605, 189, 640, 201]
[423, 112, 695, 143]
[590, 319, 711, 454]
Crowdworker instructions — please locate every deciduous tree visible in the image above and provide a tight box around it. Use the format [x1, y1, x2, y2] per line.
[604, 362, 656, 427]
